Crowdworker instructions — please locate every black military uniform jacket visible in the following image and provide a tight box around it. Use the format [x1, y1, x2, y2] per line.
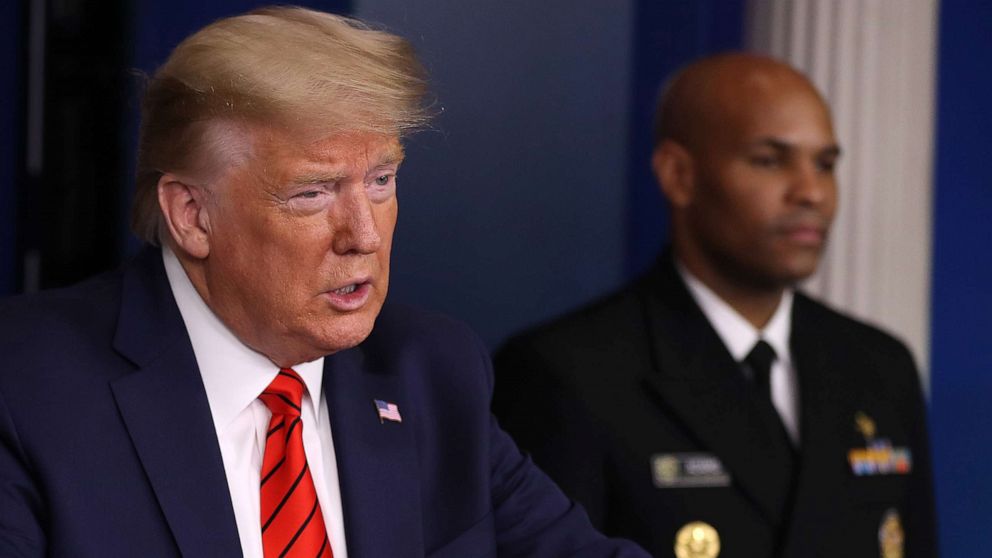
[493, 254, 937, 558]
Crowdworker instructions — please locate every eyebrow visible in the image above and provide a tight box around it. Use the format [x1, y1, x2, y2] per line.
[753, 137, 842, 158]
[377, 146, 406, 167]
[292, 171, 347, 185]
[290, 149, 406, 185]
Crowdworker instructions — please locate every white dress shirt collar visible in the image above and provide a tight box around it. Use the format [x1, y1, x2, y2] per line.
[161, 246, 325, 434]
[675, 261, 794, 367]
[675, 261, 801, 445]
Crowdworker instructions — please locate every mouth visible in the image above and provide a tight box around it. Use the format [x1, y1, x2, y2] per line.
[323, 279, 373, 311]
[332, 284, 359, 295]
[777, 212, 830, 247]
[781, 225, 826, 246]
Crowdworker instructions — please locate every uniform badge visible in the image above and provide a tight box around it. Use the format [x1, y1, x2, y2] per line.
[674, 521, 720, 558]
[651, 453, 731, 488]
[855, 411, 877, 439]
[847, 411, 912, 476]
[878, 508, 904, 558]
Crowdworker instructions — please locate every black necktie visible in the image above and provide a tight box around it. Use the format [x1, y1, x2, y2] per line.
[744, 340, 797, 524]
[745, 339, 777, 404]
[744, 340, 793, 450]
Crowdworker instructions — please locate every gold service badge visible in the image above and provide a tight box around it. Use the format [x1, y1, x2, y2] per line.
[674, 521, 720, 558]
[855, 411, 877, 441]
[878, 508, 905, 558]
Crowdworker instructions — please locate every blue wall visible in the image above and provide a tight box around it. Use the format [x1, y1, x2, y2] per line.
[626, 0, 745, 275]
[354, 0, 634, 347]
[354, 0, 744, 347]
[929, 1, 992, 554]
[131, 0, 352, 75]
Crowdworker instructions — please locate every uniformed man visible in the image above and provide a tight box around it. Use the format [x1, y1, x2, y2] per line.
[493, 53, 937, 558]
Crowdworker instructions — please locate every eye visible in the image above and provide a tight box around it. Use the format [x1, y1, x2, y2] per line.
[817, 157, 838, 173]
[285, 187, 331, 213]
[374, 174, 392, 186]
[749, 154, 781, 168]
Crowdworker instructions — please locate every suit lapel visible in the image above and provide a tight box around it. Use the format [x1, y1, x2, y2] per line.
[323, 345, 423, 558]
[639, 258, 792, 527]
[110, 248, 242, 558]
[780, 295, 853, 554]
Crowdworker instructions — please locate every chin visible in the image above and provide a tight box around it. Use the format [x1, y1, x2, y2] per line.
[314, 319, 377, 354]
[767, 247, 822, 280]
[778, 262, 821, 285]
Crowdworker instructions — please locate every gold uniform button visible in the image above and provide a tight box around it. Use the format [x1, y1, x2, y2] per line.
[879, 509, 905, 558]
[674, 521, 720, 558]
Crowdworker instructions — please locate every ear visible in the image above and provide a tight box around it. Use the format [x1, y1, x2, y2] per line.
[652, 139, 695, 209]
[157, 173, 212, 259]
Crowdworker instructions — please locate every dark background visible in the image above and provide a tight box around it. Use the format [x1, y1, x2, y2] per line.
[1, 1, 989, 555]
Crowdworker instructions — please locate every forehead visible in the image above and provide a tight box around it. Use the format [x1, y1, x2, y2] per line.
[250, 126, 405, 173]
[304, 131, 404, 162]
[720, 80, 835, 148]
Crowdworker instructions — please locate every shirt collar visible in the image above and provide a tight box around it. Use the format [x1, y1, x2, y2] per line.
[676, 260, 793, 364]
[162, 246, 325, 433]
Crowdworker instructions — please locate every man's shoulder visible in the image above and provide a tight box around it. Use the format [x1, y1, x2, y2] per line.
[793, 291, 914, 359]
[495, 278, 650, 379]
[0, 267, 130, 400]
[523, 287, 636, 341]
[0, 269, 124, 350]
[792, 292, 924, 402]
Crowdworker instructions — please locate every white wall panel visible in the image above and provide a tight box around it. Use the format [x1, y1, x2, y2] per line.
[747, 0, 938, 386]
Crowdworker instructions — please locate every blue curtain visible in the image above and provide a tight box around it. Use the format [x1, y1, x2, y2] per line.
[625, 0, 745, 276]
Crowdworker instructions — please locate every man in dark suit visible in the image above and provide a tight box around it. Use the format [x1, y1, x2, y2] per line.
[493, 53, 937, 558]
[0, 7, 649, 558]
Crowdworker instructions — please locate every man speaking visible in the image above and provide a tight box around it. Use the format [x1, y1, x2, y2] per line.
[0, 7, 648, 558]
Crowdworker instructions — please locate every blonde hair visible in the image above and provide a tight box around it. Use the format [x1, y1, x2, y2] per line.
[131, 6, 432, 243]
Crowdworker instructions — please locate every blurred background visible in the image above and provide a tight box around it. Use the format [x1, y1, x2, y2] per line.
[1, 0, 988, 553]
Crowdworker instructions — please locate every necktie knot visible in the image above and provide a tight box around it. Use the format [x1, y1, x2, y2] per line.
[745, 339, 777, 390]
[259, 368, 306, 417]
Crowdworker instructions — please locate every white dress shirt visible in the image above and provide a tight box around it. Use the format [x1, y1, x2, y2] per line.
[163, 247, 349, 557]
[677, 263, 801, 446]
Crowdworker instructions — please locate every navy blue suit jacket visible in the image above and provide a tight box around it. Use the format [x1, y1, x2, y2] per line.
[0, 248, 648, 558]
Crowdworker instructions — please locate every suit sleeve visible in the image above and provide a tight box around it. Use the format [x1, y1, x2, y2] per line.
[0, 387, 46, 557]
[474, 335, 647, 558]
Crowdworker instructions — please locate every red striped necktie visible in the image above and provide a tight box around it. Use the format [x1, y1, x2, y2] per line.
[259, 368, 332, 558]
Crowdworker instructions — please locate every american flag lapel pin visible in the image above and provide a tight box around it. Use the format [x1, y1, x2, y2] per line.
[374, 399, 402, 424]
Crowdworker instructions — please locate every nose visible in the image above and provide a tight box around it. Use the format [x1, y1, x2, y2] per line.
[331, 186, 382, 255]
[787, 159, 834, 208]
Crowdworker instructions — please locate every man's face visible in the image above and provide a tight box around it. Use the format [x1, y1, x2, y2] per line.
[681, 82, 839, 290]
[200, 127, 402, 365]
